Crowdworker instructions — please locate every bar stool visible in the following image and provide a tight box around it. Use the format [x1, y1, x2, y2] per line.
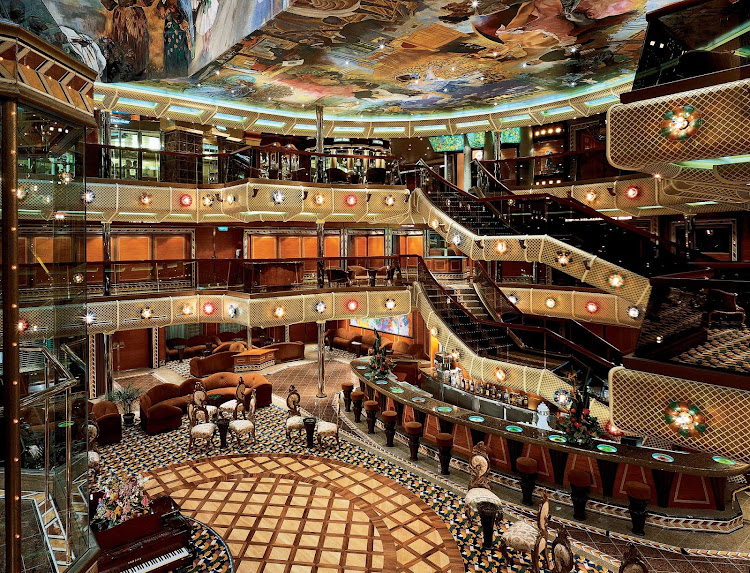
[517, 457, 538, 506]
[351, 391, 364, 423]
[625, 481, 651, 535]
[404, 421, 422, 461]
[568, 470, 592, 520]
[382, 410, 398, 447]
[342, 381, 354, 412]
[364, 400, 379, 434]
[435, 432, 453, 475]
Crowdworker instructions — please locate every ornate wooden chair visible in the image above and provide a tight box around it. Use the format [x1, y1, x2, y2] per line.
[464, 442, 503, 525]
[707, 289, 745, 328]
[500, 492, 550, 573]
[219, 377, 248, 419]
[87, 420, 101, 477]
[618, 544, 649, 573]
[550, 526, 575, 573]
[285, 385, 305, 442]
[188, 385, 217, 451]
[229, 387, 256, 446]
[193, 381, 218, 418]
[316, 393, 341, 447]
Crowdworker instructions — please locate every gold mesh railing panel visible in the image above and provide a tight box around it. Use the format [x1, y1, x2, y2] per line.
[610, 367, 750, 463]
[607, 79, 750, 170]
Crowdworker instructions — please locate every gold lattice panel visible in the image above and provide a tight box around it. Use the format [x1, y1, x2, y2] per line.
[412, 189, 652, 306]
[607, 79, 750, 170]
[610, 367, 750, 463]
[144, 455, 464, 573]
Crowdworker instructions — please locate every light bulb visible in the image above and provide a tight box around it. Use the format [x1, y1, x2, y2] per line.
[273, 306, 285, 319]
[179, 194, 193, 207]
[346, 300, 358, 312]
[202, 302, 215, 315]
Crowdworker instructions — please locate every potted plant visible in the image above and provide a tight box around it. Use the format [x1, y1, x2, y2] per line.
[368, 331, 393, 380]
[108, 384, 142, 427]
[555, 372, 602, 447]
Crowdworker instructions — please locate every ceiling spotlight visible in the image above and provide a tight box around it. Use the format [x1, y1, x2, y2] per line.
[508, 294, 518, 304]
[384, 195, 395, 207]
[179, 194, 193, 207]
[140, 307, 153, 320]
[271, 189, 285, 204]
[314, 193, 325, 205]
[345, 194, 357, 207]
[181, 304, 193, 316]
[385, 298, 396, 310]
[585, 190, 597, 203]
[656, 335, 663, 344]
[627, 306, 641, 319]
[585, 301, 599, 314]
[545, 297, 557, 309]
[495, 368, 507, 382]
[139, 192, 153, 205]
[82, 189, 95, 204]
[346, 299, 359, 312]
[607, 273, 625, 289]
[625, 186, 641, 199]
[202, 302, 215, 315]
[273, 306, 285, 319]
[496, 241, 508, 254]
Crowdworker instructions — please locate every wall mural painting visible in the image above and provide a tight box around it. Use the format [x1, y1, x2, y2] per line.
[351, 315, 411, 337]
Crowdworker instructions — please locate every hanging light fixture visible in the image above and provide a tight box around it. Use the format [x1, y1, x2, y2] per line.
[495, 368, 507, 382]
[202, 195, 214, 207]
[384, 195, 395, 207]
[556, 250, 572, 266]
[625, 186, 641, 199]
[17, 318, 30, 332]
[585, 190, 597, 203]
[607, 273, 625, 289]
[545, 297, 557, 309]
[181, 304, 193, 316]
[81, 189, 95, 204]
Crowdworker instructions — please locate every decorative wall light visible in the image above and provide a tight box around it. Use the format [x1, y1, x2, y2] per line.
[58, 168, 73, 185]
[384, 298, 396, 310]
[344, 194, 357, 207]
[664, 401, 707, 437]
[225, 193, 236, 204]
[627, 306, 641, 319]
[202, 195, 214, 207]
[84, 312, 96, 325]
[202, 302, 215, 315]
[53, 212, 65, 220]
[451, 349, 461, 360]
[139, 192, 153, 205]
[430, 326, 438, 336]
[16, 185, 29, 202]
[660, 105, 703, 141]
[556, 250, 572, 267]
[271, 189, 285, 204]
[82, 189, 95, 204]
[140, 307, 153, 320]
[430, 219, 439, 229]
[273, 306, 285, 319]
[508, 294, 518, 304]
[314, 193, 325, 205]
[605, 420, 624, 437]
[495, 368, 507, 382]
[384, 195, 395, 207]
[17, 318, 30, 333]
[625, 186, 641, 200]
[585, 301, 599, 314]
[656, 335, 663, 344]
[585, 190, 597, 203]
[545, 297, 557, 309]
[607, 273, 625, 289]
[496, 241, 508, 254]
[179, 194, 193, 207]
[227, 304, 237, 318]
[314, 301, 327, 314]
[451, 234, 462, 246]
[346, 299, 359, 312]
[554, 389, 571, 408]
[181, 304, 193, 316]
[72, 273, 84, 284]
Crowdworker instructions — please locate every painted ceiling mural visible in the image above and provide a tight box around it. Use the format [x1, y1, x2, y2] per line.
[3, 0, 674, 116]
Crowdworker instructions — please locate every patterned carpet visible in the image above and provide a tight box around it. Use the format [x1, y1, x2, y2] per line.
[187, 517, 233, 573]
[677, 328, 750, 374]
[94, 403, 609, 573]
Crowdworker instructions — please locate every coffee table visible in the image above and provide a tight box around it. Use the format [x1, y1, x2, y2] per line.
[350, 340, 363, 356]
[233, 348, 277, 371]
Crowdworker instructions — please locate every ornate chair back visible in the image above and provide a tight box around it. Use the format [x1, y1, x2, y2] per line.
[87, 420, 100, 451]
[537, 491, 550, 535]
[468, 442, 492, 490]
[233, 379, 247, 419]
[189, 382, 211, 425]
[618, 544, 649, 573]
[551, 526, 575, 573]
[246, 388, 257, 421]
[287, 385, 301, 417]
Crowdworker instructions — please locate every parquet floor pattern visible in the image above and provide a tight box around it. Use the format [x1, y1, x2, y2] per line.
[143, 454, 464, 573]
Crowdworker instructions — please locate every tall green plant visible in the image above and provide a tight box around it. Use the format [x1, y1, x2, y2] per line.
[107, 384, 142, 415]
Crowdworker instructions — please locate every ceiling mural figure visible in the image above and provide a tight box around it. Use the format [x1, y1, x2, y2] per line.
[7, 0, 675, 114]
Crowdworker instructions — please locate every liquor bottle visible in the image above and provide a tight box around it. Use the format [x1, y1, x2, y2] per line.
[503, 389, 509, 403]
[522, 394, 528, 408]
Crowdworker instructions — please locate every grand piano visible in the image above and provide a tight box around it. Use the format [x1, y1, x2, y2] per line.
[96, 495, 194, 573]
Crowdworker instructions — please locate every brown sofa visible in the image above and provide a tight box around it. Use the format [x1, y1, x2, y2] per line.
[139, 373, 272, 435]
[165, 335, 221, 360]
[88, 400, 122, 445]
[359, 331, 378, 355]
[265, 341, 305, 362]
[216, 329, 248, 343]
[324, 328, 360, 352]
[189, 351, 237, 378]
[212, 341, 248, 354]
[392, 360, 422, 387]
[391, 341, 429, 361]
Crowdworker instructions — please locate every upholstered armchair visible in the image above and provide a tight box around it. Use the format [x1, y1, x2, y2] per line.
[229, 387, 256, 446]
[500, 492, 551, 573]
[707, 289, 745, 328]
[316, 393, 341, 447]
[285, 386, 305, 441]
[464, 442, 503, 525]
[550, 526, 575, 573]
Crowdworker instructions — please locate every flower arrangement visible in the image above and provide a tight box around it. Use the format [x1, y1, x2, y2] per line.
[368, 331, 392, 380]
[93, 474, 151, 531]
[556, 373, 603, 447]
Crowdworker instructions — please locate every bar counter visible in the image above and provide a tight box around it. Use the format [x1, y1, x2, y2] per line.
[350, 360, 748, 514]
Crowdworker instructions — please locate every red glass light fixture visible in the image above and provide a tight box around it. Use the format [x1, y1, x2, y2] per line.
[345, 194, 357, 207]
[179, 194, 193, 207]
[585, 301, 599, 314]
[346, 299, 359, 312]
[625, 186, 640, 199]
[202, 302, 215, 315]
